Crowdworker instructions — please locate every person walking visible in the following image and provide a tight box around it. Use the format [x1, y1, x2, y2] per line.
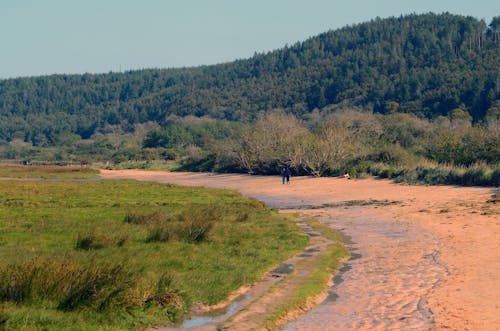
[281, 167, 287, 184]
[285, 167, 291, 184]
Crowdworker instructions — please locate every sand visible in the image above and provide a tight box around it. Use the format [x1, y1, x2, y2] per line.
[100, 170, 499, 331]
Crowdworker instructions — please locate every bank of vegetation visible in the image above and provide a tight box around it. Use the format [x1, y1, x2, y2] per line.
[0, 168, 308, 330]
[0, 13, 498, 185]
[141, 110, 499, 186]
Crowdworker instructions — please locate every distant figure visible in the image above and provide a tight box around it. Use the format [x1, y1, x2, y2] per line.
[343, 172, 351, 180]
[285, 167, 291, 184]
[281, 167, 287, 184]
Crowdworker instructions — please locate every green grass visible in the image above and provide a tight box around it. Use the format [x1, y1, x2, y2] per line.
[0, 163, 99, 179]
[264, 218, 347, 330]
[0, 179, 307, 330]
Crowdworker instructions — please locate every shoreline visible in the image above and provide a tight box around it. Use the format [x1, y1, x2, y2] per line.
[100, 170, 499, 330]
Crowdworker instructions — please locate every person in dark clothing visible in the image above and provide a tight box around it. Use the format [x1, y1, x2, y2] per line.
[281, 167, 287, 184]
[285, 167, 291, 184]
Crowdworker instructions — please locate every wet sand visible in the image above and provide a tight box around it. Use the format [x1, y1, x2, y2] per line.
[100, 170, 499, 330]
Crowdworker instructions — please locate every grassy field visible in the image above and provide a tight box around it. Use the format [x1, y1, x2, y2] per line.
[0, 167, 308, 330]
[0, 163, 99, 179]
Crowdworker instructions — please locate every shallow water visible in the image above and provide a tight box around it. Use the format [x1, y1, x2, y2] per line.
[181, 299, 242, 328]
[283, 212, 447, 331]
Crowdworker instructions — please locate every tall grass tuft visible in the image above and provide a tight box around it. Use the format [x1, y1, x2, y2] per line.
[177, 206, 220, 243]
[0, 258, 136, 311]
[57, 261, 134, 311]
[123, 209, 167, 225]
[75, 232, 127, 250]
[145, 272, 185, 322]
[145, 206, 221, 243]
[75, 232, 111, 250]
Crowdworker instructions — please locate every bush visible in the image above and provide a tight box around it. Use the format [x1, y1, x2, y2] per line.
[366, 145, 415, 166]
[389, 163, 499, 186]
[492, 169, 500, 187]
[415, 166, 451, 185]
[460, 164, 492, 186]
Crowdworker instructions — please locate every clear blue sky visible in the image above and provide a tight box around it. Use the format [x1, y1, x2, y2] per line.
[1, 0, 498, 79]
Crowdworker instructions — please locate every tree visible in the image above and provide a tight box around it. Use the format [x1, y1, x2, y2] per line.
[299, 122, 357, 176]
[234, 112, 308, 174]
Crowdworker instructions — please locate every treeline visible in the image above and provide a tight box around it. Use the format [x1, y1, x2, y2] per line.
[1, 109, 498, 186]
[0, 13, 499, 147]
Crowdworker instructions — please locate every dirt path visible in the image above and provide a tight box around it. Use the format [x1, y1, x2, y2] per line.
[100, 170, 499, 330]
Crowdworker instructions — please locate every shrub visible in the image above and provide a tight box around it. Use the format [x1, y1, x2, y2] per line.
[492, 169, 500, 187]
[461, 164, 492, 186]
[393, 169, 418, 183]
[366, 145, 415, 166]
[415, 166, 451, 185]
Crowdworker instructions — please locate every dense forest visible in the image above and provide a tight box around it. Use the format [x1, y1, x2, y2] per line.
[0, 13, 498, 185]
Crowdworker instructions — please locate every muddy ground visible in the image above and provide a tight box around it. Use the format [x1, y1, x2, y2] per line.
[101, 170, 499, 331]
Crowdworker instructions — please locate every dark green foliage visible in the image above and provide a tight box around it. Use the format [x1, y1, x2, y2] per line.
[0, 13, 497, 187]
[0, 13, 498, 154]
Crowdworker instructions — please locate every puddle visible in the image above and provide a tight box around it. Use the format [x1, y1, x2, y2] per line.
[182, 316, 213, 329]
[298, 253, 313, 257]
[325, 237, 362, 302]
[271, 263, 294, 276]
[181, 297, 243, 329]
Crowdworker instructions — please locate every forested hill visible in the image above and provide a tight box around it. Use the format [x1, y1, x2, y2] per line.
[1, 13, 499, 144]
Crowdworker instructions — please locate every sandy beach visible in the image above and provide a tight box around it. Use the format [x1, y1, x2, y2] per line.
[100, 170, 499, 330]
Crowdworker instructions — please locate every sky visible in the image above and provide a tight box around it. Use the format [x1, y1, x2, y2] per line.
[1, 0, 498, 79]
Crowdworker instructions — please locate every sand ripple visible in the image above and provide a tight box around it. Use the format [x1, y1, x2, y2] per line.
[284, 213, 447, 331]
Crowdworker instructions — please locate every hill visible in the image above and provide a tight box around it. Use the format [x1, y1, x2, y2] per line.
[0, 13, 499, 146]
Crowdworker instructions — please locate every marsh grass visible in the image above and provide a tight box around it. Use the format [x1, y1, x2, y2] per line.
[0, 178, 306, 330]
[0, 163, 99, 179]
[344, 160, 499, 187]
[0, 258, 133, 311]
